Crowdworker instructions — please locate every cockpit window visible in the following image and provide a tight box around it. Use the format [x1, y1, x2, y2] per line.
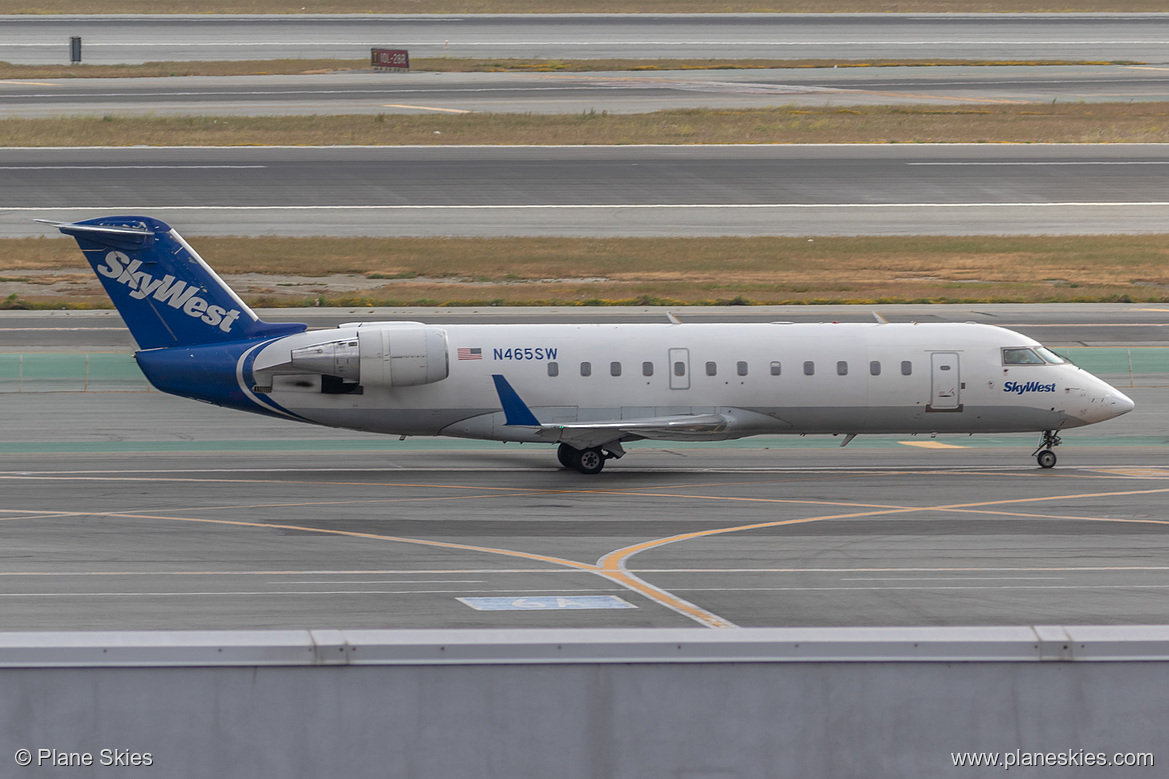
[1034, 346, 1067, 365]
[1002, 348, 1046, 365]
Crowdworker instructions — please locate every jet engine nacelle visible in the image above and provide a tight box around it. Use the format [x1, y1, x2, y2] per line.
[289, 325, 449, 387]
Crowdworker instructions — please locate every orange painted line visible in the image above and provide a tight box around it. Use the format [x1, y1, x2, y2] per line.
[597, 568, 737, 629]
[0, 474, 559, 493]
[569, 489, 912, 511]
[596, 484, 1169, 589]
[72, 509, 737, 628]
[599, 507, 918, 573]
[90, 510, 596, 570]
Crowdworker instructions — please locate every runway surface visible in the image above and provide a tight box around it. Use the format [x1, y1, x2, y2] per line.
[5, 304, 1169, 351]
[2, 306, 1167, 631]
[2, 13, 1168, 65]
[3, 390, 1168, 631]
[5, 144, 1169, 238]
[6, 65, 1169, 118]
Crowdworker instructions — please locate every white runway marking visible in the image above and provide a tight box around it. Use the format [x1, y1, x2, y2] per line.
[672, 584, 1169, 592]
[839, 576, 1065, 581]
[910, 161, 1169, 166]
[275, 579, 488, 584]
[0, 588, 627, 597]
[12, 202, 1169, 211]
[0, 165, 265, 170]
[6, 40, 1166, 48]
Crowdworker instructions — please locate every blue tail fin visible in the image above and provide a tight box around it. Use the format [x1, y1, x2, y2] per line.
[45, 215, 305, 350]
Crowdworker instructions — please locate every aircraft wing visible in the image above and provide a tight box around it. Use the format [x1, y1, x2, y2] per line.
[531, 414, 729, 449]
[492, 374, 728, 448]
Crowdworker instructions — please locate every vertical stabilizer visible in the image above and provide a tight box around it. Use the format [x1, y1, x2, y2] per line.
[45, 215, 305, 350]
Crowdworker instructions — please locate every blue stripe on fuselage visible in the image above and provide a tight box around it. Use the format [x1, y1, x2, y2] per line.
[135, 338, 305, 421]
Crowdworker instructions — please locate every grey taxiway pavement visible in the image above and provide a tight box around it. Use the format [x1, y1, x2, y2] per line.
[5, 65, 1169, 119]
[3, 14, 1169, 65]
[4, 393, 1169, 631]
[5, 304, 1169, 351]
[5, 144, 1169, 238]
[2, 305, 1168, 630]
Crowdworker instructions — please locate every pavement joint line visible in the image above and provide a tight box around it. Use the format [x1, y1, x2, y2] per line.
[48, 508, 737, 631]
[11, 202, 1169, 211]
[3, 565, 1168, 577]
[0, 464, 1151, 474]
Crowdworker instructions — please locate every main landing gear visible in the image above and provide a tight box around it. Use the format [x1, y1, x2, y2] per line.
[1032, 429, 1062, 469]
[557, 443, 620, 474]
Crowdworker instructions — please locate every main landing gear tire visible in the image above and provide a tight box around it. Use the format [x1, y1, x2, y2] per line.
[572, 446, 607, 475]
[1037, 450, 1057, 469]
[556, 443, 575, 469]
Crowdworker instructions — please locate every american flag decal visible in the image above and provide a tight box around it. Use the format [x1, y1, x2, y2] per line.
[457, 347, 483, 361]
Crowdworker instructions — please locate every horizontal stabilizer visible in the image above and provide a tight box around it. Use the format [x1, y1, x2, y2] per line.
[37, 219, 156, 251]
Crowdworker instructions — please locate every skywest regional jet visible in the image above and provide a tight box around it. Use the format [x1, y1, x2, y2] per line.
[48, 216, 1134, 474]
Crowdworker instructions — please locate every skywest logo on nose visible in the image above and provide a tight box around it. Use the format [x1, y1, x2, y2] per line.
[1004, 380, 1056, 394]
[97, 251, 241, 333]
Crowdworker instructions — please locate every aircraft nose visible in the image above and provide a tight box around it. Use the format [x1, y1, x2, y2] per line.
[1109, 390, 1136, 418]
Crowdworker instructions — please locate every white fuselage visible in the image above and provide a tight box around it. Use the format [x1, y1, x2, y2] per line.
[238, 321, 1133, 443]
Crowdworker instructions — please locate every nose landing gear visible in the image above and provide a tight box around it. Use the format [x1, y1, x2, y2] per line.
[1032, 430, 1062, 469]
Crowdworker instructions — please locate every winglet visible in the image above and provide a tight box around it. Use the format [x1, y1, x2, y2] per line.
[491, 375, 541, 426]
[872, 311, 889, 324]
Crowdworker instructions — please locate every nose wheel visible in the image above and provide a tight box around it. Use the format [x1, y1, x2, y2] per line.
[1032, 430, 1062, 469]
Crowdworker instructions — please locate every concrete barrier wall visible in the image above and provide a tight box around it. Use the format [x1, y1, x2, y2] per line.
[0, 627, 1163, 778]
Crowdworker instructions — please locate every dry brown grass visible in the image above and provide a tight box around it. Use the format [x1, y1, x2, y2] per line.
[7, 234, 1169, 308]
[2, 103, 1168, 146]
[3, 1, 1167, 12]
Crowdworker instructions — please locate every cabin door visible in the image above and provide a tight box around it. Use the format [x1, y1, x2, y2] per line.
[929, 352, 961, 411]
[668, 348, 690, 390]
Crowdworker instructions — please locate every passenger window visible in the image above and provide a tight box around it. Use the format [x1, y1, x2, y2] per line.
[837, 361, 848, 376]
[804, 361, 815, 376]
[674, 361, 686, 377]
[737, 361, 748, 376]
[610, 361, 621, 377]
[706, 361, 717, 376]
[901, 361, 912, 376]
[1002, 348, 1045, 365]
[870, 361, 881, 376]
[548, 361, 559, 377]
[770, 361, 781, 376]
[643, 361, 654, 377]
[580, 361, 591, 377]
